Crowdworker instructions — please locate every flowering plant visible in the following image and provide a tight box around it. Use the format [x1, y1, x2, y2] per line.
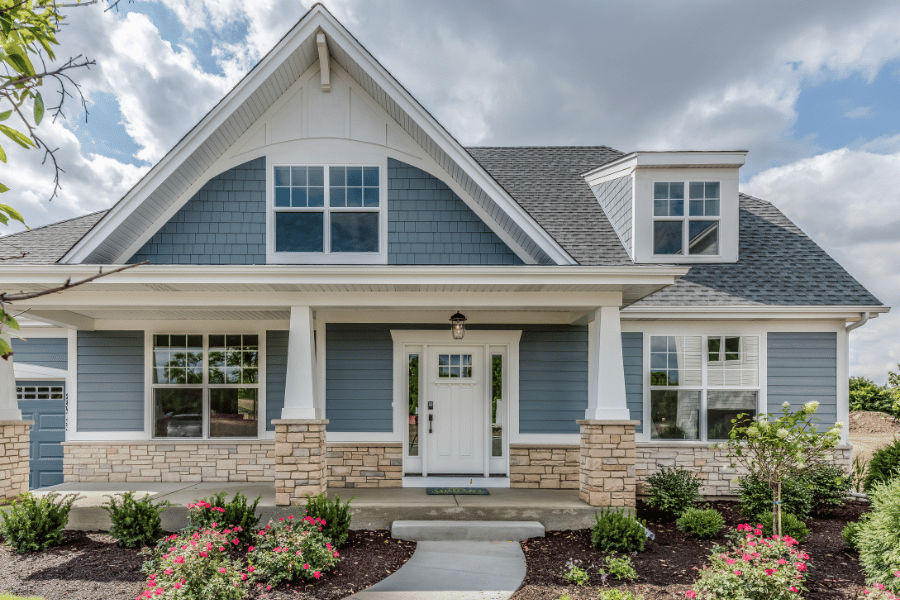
[686, 524, 808, 599]
[138, 525, 250, 600]
[863, 579, 900, 600]
[186, 491, 260, 543]
[248, 515, 340, 587]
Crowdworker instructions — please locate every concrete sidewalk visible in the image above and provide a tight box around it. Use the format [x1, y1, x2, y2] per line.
[346, 541, 526, 600]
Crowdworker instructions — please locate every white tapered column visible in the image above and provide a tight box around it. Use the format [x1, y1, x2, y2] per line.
[0, 335, 21, 420]
[281, 306, 319, 420]
[586, 305, 630, 421]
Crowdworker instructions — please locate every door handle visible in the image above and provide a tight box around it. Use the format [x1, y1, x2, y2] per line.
[428, 413, 433, 434]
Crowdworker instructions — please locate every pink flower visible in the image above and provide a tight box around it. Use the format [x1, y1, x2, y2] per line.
[174, 556, 185, 564]
[725, 559, 736, 565]
[765, 568, 777, 576]
[314, 571, 322, 579]
[174, 583, 182, 590]
[334, 551, 339, 557]
[754, 529, 762, 536]
[267, 585, 272, 591]
[304, 564, 310, 570]
[154, 590, 163, 597]
[233, 538, 240, 545]
[778, 559, 787, 565]
[742, 554, 752, 561]
[734, 570, 742, 576]
[219, 546, 225, 552]
[288, 515, 294, 520]
[796, 562, 807, 572]
[790, 587, 799, 593]
[686, 592, 697, 599]
[164, 569, 172, 575]
[248, 546, 255, 551]
[219, 567, 227, 574]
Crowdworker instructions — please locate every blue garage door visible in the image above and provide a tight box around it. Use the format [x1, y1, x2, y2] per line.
[17, 381, 65, 489]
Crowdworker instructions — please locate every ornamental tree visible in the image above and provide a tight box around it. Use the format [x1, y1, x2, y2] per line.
[722, 401, 842, 537]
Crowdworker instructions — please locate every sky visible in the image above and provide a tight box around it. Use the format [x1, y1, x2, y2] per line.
[3, 0, 900, 383]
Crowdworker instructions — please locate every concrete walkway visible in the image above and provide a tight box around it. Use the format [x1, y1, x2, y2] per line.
[346, 541, 526, 600]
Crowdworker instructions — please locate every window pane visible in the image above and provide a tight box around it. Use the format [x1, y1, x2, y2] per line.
[291, 187, 307, 207]
[363, 167, 378, 187]
[688, 221, 718, 255]
[364, 187, 379, 207]
[706, 199, 719, 216]
[689, 182, 704, 199]
[649, 335, 702, 387]
[330, 187, 346, 207]
[155, 388, 202, 438]
[651, 390, 699, 440]
[274, 167, 291, 187]
[654, 200, 668, 217]
[724, 336, 740, 361]
[154, 335, 203, 384]
[347, 187, 363, 207]
[689, 199, 704, 216]
[275, 187, 291, 207]
[654, 182, 668, 199]
[331, 212, 378, 253]
[708, 336, 759, 387]
[706, 182, 720, 198]
[307, 167, 324, 186]
[707, 391, 756, 440]
[346, 167, 363, 186]
[275, 212, 323, 252]
[492, 355, 503, 457]
[290, 166, 306, 186]
[708, 337, 721, 362]
[308, 187, 324, 207]
[654, 221, 683, 255]
[330, 166, 345, 186]
[210, 388, 258, 438]
[670, 182, 684, 199]
[408, 355, 419, 457]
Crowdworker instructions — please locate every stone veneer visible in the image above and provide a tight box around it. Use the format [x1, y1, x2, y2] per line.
[510, 444, 580, 489]
[0, 420, 32, 499]
[273, 419, 327, 506]
[327, 443, 402, 488]
[578, 420, 638, 507]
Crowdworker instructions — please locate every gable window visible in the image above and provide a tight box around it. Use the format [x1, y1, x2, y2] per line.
[272, 165, 382, 258]
[653, 181, 720, 256]
[648, 335, 759, 441]
[152, 334, 259, 439]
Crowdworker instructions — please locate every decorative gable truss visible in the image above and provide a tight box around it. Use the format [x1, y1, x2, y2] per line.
[62, 5, 574, 266]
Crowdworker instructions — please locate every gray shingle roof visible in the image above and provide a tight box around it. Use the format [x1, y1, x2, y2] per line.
[0, 210, 107, 264]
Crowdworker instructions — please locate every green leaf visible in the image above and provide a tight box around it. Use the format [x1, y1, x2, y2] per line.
[0, 124, 34, 149]
[33, 91, 43, 125]
[0, 182, 8, 194]
[0, 110, 11, 122]
[0, 143, 6, 163]
[0, 337, 12, 360]
[0, 204, 27, 227]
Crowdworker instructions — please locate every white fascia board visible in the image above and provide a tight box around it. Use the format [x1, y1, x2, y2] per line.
[582, 151, 748, 181]
[13, 363, 68, 380]
[621, 305, 890, 320]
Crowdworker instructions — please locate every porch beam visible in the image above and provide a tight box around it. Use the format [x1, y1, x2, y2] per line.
[281, 306, 319, 420]
[25, 310, 95, 330]
[586, 306, 630, 421]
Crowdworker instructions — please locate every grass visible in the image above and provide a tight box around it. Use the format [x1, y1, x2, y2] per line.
[0, 594, 46, 600]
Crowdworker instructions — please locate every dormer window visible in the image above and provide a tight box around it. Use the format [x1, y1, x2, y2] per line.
[653, 181, 720, 256]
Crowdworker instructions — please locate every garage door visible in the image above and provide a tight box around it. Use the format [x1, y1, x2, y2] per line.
[17, 381, 65, 489]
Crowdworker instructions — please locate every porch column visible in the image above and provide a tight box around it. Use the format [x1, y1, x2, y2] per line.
[275, 306, 328, 506]
[0, 420, 32, 499]
[580, 306, 637, 508]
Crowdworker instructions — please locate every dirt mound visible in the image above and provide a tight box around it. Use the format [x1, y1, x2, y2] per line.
[849, 410, 900, 435]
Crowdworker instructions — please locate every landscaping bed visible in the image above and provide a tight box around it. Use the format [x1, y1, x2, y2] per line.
[511, 500, 871, 600]
[0, 529, 415, 600]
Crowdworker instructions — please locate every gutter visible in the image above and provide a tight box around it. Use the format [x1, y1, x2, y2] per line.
[846, 311, 870, 332]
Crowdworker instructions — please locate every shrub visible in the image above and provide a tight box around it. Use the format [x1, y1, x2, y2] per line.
[853, 455, 871, 493]
[738, 473, 813, 520]
[102, 492, 171, 549]
[591, 508, 647, 553]
[0, 492, 79, 553]
[857, 476, 900, 592]
[850, 376, 897, 415]
[602, 555, 637, 580]
[865, 438, 900, 492]
[186, 491, 260, 543]
[688, 524, 810, 600]
[645, 466, 702, 518]
[140, 526, 250, 600]
[843, 518, 868, 551]
[805, 462, 851, 514]
[562, 559, 589, 586]
[677, 507, 724, 539]
[598, 591, 643, 600]
[755, 511, 810, 543]
[304, 492, 353, 548]
[248, 515, 340, 586]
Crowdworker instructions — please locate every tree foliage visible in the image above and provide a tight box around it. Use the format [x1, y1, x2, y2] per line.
[851, 376, 899, 417]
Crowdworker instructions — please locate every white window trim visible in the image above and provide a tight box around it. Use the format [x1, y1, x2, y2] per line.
[643, 333, 762, 444]
[267, 160, 388, 264]
[651, 180, 722, 258]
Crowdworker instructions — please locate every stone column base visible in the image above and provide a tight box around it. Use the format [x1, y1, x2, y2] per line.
[272, 419, 328, 506]
[577, 419, 638, 508]
[0, 420, 32, 499]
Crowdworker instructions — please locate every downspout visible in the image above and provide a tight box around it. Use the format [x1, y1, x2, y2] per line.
[846, 311, 870, 332]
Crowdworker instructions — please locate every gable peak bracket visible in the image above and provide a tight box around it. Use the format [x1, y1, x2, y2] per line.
[317, 31, 330, 92]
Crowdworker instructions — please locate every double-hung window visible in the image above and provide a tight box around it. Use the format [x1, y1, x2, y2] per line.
[648, 335, 759, 441]
[273, 165, 381, 258]
[653, 181, 720, 256]
[152, 334, 260, 439]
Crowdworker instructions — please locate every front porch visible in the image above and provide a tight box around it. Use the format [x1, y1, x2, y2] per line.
[35, 482, 600, 531]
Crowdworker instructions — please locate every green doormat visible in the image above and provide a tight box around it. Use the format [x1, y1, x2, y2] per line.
[426, 487, 490, 495]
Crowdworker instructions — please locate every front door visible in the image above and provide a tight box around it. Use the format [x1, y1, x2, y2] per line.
[426, 346, 485, 474]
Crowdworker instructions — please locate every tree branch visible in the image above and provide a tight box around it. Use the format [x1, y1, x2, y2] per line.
[0, 261, 148, 303]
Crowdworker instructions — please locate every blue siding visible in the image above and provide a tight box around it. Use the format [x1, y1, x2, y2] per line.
[128, 158, 266, 264]
[326, 325, 394, 432]
[519, 326, 588, 434]
[11, 338, 67, 370]
[622, 332, 643, 433]
[387, 158, 523, 265]
[767, 332, 838, 426]
[77, 331, 144, 432]
[266, 331, 288, 431]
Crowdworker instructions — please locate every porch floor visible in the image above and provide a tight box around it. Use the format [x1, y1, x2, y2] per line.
[35, 482, 600, 531]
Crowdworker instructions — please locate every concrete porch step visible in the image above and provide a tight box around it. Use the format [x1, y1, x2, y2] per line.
[392, 520, 545, 542]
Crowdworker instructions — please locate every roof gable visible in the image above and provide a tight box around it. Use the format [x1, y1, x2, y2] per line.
[62, 4, 573, 266]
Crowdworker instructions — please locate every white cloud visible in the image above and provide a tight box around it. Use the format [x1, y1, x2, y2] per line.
[845, 105, 875, 119]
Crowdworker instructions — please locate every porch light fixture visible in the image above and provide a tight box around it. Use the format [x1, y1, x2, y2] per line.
[450, 311, 467, 339]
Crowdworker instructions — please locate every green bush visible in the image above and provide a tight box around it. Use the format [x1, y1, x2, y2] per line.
[645, 466, 702, 518]
[842, 517, 868, 551]
[677, 507, 724, 539]
[102, 491, 171, 549]
[186, 491, 260, 543]
[591, 508, 647, 553]
[738, 473, 814, 519]
[304, 493, 353, 548]
[755, 511, 810, 543]
[248, 516, 340, 586]
[598, 591, 642, 600]
[562, 559, 589, 586]
[602, 555, 637, 580]
[805, 463, 851, 513]
[865, 438, 900, 492]
[857, 476, 900, 592]
[0, 492, 79, 553]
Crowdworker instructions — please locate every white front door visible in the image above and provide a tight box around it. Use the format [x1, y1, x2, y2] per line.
[426, 346, 485, 474]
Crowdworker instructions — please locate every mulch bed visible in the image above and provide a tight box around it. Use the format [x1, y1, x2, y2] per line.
[511, 500, 872, 600]
[0, 530, 415, 600]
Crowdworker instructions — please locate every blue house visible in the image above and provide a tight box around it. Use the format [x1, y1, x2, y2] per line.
[0, 5, 885, 506]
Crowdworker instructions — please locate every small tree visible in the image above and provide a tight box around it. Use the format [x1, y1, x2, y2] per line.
[722, 401, 842, 537]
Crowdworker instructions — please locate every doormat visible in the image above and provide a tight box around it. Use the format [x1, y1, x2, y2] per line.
[426, 487, 490, 495]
